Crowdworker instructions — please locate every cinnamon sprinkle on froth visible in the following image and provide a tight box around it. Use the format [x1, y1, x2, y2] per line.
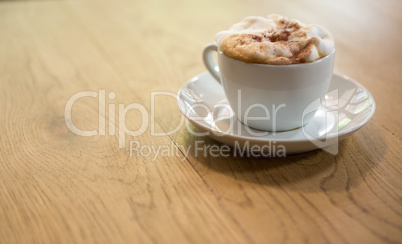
[215, 14, 334, 65]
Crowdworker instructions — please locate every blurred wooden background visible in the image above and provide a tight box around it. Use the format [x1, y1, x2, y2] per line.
[0, 0, 401, 243]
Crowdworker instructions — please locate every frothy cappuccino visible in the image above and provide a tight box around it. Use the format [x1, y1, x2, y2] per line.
[216, 14, 334, 64]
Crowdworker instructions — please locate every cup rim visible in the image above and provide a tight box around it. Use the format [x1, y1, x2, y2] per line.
[218, 48, 335, 67]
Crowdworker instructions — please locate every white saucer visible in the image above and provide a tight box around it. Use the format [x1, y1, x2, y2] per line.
[177, 72, 375, 154]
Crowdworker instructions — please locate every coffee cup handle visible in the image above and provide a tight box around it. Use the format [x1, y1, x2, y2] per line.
[202, 43, 221, 83]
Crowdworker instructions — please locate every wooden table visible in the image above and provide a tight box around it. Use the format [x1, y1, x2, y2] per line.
[1, 0, 401, 243]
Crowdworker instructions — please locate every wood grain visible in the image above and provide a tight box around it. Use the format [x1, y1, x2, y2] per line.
[0, 0, 401, 243]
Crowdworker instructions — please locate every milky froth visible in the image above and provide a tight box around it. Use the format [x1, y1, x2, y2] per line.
[216, 14, 335, 64]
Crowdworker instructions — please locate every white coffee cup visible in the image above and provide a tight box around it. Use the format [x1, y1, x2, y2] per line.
[203, 43, 335, 132]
